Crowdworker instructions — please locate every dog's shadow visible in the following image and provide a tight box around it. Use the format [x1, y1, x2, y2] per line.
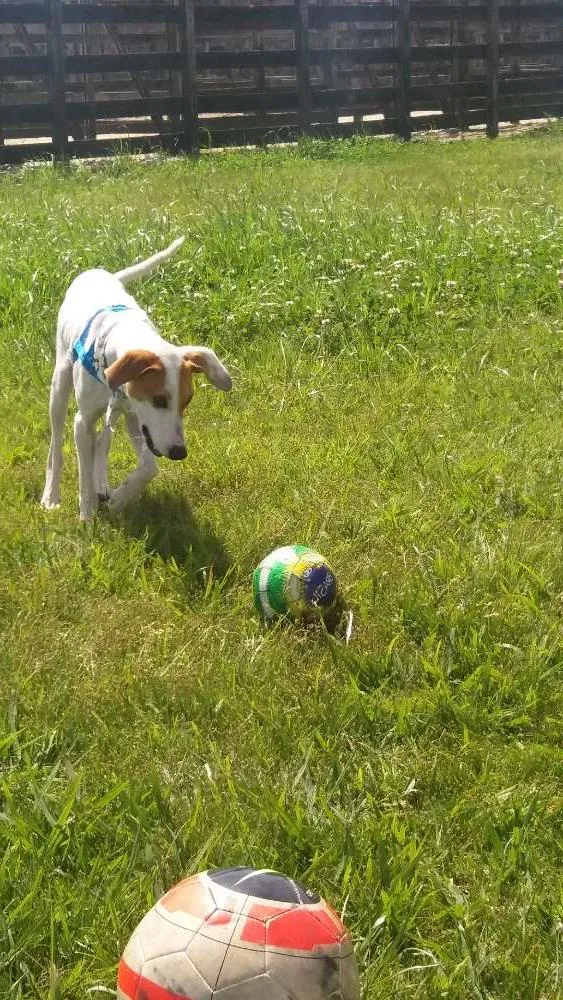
[118, 489, 231, 590]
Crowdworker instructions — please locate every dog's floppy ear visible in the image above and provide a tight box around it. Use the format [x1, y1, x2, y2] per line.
[183, 347, 232, 391]
[106, 350, 163, 390]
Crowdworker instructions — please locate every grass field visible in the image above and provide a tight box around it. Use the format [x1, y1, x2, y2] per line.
[1, 130, 562, 1000]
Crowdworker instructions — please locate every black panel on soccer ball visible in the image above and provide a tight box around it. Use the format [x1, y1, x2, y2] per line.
[208, 867, 320, 904]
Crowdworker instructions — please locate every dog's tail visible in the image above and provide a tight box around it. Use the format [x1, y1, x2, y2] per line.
[114, 236, 185, 286]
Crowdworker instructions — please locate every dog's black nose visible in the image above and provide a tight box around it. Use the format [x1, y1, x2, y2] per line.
[168, 444, 187, 461]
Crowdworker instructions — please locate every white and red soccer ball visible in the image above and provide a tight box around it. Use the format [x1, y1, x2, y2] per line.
[118, 867, 359, 1000]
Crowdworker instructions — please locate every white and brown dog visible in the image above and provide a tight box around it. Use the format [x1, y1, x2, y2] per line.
[41, 237, 231, 520]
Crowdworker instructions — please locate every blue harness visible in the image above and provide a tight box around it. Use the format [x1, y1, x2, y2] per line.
[72, 304, 131, 384]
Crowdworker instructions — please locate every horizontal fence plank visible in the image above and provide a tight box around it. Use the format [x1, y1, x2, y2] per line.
[195, 4, 295, 31]
[0, 104, 52, 126]
[4, 75, 561, 133]
[411, 2, 562, 21]
[499, 2, 563, 21]
[4, 2, 556, 30]
[310, 4, 398, 27]
[500, 40, 563, 57]
[2, 107, 560, 166]
[498, 90, 563, 107]
[197, 49, 298, 70]
[65, 52, 182, 73]
[0, 3, 45, 23]
[199, 88, 297, 113]
[411, 43, 487, 61]
[67, 97, 181, 121]
[0, 55, 49, 75]
[410, 3, 486, 21]
[62, 3, 182, 24]
[496, 103, 563, 119]
[501, 73, 563, 95]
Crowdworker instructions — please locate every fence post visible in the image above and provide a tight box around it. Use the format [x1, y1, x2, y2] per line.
[487, 0, 500, 138]
[168, 0, 182, 133]
[396, 0, 411, 140]
[295, 0, 311, 129]
[46, 0, 67, 163]
[181, 0, 199, 154]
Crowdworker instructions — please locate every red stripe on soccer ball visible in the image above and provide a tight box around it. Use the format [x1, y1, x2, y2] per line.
[245, 903, 287, 922]
[160, 877, 214, 920]
[206, 909, 233, 926]
[118, 959, 192, 1000]
[239, 916, 267, 946]
[266, 910, 342, 952]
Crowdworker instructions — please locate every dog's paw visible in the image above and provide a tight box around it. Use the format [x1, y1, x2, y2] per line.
[107, 485, 126, 511]
[40, 495, 60, 510]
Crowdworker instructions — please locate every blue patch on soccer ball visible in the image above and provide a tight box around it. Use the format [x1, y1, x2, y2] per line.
[303, 565, 336, 607]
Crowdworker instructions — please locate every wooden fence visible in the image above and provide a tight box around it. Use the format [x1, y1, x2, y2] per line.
[0, 0, 562, 163]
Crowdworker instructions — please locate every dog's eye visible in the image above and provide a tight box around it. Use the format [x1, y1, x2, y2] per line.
[153, 395, 168, 409]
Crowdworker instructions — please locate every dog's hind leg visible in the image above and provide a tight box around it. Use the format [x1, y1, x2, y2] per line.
[41, 359, 74, 510]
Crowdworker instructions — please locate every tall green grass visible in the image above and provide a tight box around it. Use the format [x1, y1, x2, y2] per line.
[0, 131, 562, 999]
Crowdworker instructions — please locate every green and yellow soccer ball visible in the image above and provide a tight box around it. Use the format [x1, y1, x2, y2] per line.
[253, 545, 339, 622]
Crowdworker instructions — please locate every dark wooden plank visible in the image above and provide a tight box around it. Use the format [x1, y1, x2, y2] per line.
[197, 47, 398, 71]
[487, 0, 500, 137]
[65, 53, 182, 73]
[199, 117, 400, 148]
[396, 0, 411, 139]
[411, 43, 487, 60]
[411, 3, 486, 19]
[62, 4, 183, 24]
[500, 40, 563, 56]
[496, 103, 563, 119]
[499, 2, 563, 21]
[1, 103, 52, 126]
[195, 4, 295, 31]
[0, 142, 53, 165]
[0, 98, 183, 127]
[197, 50, 298, 71]
[181, 0, 199, 154]
[296, 0, 311, 126]
[502, 73, 563, 95]
[67, 97, 182, 121]
[69, 133, 182, 156]
[310, 46, 399, 65]
[46, 0, 66, 161]
[199, 111, 340, 133]
[0, 3, 45, 24]
[0, 55, 49, 74]
[498, 92, 563, 109]
[310, 4, 398, 27]
[9, 106, 560, 167]
[199, 89, 298, 113]
[411, 2, 562, 20]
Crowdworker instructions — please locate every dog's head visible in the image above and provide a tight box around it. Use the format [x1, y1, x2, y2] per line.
[105, 346, 231, 459]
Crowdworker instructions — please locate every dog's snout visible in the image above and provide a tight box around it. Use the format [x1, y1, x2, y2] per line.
[168, 444, 187, 461]
[141, 424, 162, 457]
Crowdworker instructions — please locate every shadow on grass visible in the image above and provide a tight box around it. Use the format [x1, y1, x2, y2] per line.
[118, 488, 231, 586]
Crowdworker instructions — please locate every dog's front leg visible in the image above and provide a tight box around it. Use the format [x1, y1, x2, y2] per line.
[74, 412, 99, 521]
[94, 424, 113, 501]
[108, 413, 158, 512]
[41, 359, 74, 510]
